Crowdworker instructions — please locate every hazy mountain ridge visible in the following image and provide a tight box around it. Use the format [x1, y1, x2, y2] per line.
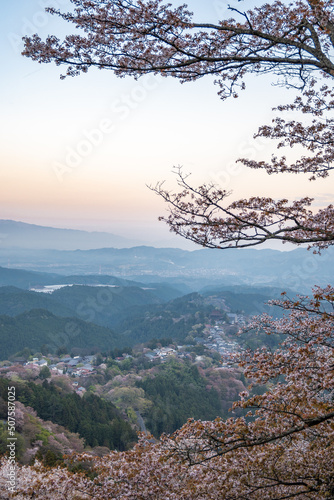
[0, 245, 332, 292]
[0, 286, 76, 318]
[0, 220, 332, 293]
[0, 266, 61, 289]
[0, 219, 142, 250]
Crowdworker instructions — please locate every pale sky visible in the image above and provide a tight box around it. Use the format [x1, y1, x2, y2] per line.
[1, 1, 333, 247]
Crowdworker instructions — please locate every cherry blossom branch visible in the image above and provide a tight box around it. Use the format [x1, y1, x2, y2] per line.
[239, 85, 334, 180]
[150, 167, 334, 251]
[22, 1, 334, 98]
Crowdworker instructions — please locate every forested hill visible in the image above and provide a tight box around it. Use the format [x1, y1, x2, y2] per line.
[0, 310, 120, 360]
[0, 283, 286, 360]
[0, 286, 75, 317]
[0, 282, 185, 327]
[0, 378, 136, 451]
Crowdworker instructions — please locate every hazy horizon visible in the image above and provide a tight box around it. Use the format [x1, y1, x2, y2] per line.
[0, 217, 299, 252]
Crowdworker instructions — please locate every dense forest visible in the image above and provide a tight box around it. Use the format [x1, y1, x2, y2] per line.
[0, 378, 136, 451]
[0, 309, 120, 360]
[137, 362, 222, 436]
[0, 290, 220, 359]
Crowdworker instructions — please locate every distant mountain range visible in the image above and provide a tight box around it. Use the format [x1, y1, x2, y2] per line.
[1, 219, 328, 371]
[0, 219, 142, 250]
[0, 245, 332, 293]
[0, 219, 332, 293]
